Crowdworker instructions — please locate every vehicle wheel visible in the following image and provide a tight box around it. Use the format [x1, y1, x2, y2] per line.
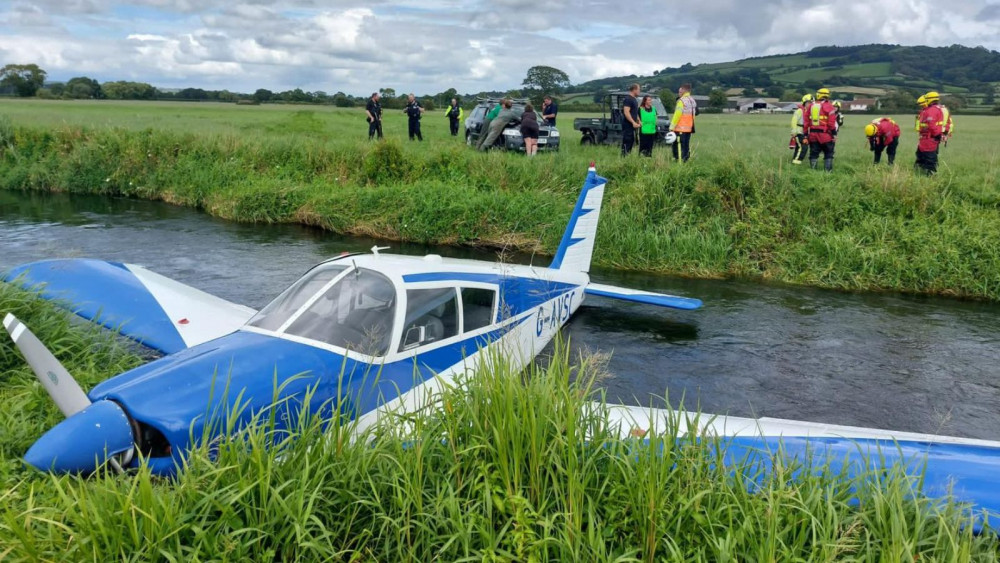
[466, 131, 473, 146]
[581, 135, 593, 145]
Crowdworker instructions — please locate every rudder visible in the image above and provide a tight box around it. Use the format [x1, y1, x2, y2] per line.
[549, 164, 607, 272]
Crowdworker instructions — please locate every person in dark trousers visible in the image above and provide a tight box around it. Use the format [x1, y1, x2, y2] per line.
[803, 87, 837, 172]
[403, 94, 424, 141]
[670, 83, 697, 162]
[365, 92, 383, 140]
[445, 98, 463, 136]
[520, 102, 540, 156]
[621, 83, 640, 156]
[915, 91, 944, 174]
[865, 118, 900, 165]
[541, 96, 558, 126]
[638, 95, 657, 157]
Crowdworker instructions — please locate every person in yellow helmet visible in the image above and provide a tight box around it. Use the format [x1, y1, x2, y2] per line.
[865, 118, 900, 165]
[790, 94, 810, 164]
[803, 87, 838, 171]
[927, 91, 954, 147]
[914, 95, 926, 133]
[832, 100, 845, 130]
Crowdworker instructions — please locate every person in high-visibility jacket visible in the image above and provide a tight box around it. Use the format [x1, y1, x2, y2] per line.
[939, 101, 953, 147]
[914, 95, 926, 133]
[832, 100, 845, 130]
[803, 87, 838, 172]
[670, 83, 697, 162]
[444, 98, 464, 137]
[915, 91, 944, 175]
[864, 118, 900, 165]
[790, 94, 810, 164]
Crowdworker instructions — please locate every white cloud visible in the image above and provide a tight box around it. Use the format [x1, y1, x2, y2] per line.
[0, 0, 997, 94]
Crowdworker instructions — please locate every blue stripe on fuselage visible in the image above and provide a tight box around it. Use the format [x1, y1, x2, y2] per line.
[91, 316, 531, 474]
[402, 272, 578, 321]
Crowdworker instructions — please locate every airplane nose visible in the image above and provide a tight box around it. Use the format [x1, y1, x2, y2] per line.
[25, 400, 135, 474]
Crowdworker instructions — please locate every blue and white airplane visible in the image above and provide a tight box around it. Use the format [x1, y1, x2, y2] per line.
[3, 165, 999, 530]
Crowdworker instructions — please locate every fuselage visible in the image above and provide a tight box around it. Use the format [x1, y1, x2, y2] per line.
[89, 253, 589, 474]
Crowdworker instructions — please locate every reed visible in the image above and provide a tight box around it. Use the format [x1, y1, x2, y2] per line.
[0, 286, 996, 561]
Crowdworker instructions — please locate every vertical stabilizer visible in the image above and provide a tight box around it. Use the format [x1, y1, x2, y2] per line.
[549, 164, 608, 272]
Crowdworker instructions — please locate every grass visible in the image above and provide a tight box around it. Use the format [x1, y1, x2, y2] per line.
[1, 99, 999, 300]
[0, 284, 997, 561]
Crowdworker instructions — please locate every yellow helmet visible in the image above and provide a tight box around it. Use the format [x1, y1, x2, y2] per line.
[925, 91, 940, 103]
[916, 95, 926, 107]
[864, 123, 877, 137]
[833, 100, 842, 108]
[816, 88, 830, 100]
[801, 94, 813, 103]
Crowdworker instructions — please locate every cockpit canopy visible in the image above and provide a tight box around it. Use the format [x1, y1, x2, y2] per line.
[248, 264, 396, 356]
[247, 261, 498, 357]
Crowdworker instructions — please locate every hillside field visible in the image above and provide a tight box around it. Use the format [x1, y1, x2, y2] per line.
[1, 99, 999, 300]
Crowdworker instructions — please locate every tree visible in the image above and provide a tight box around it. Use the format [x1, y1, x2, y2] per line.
[380, 87, 396, 99]
[522, 65, 570, 95]
[659, 89, 676, 110]
[253, 89, 273, 103]
[708, 89, 728, 109]
[102, 81, 156, 100]
[741, 86, 758, 97]
[65, 76, 102, 99]
[0, 64, 47, 97]
[984, 89, 995, 105]
[765, 84, 785, 99]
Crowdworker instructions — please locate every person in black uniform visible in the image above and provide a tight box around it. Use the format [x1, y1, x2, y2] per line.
[365, 92, 382, 140]
[403, 94, 424, 141]
[446, 98, 462, 136]
[621, 83, 640, 156]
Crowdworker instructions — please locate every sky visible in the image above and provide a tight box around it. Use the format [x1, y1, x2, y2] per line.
[2, 0, 999, 96]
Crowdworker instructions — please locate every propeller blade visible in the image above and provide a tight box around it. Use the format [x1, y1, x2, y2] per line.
[3, 313, 92, 417]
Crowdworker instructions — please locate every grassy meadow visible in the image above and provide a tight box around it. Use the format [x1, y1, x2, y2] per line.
[1, 283, 996, 561]
[1, 99, 1000, 301]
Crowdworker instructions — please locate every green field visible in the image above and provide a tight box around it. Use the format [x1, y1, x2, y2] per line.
[2, 99, 1000, 301]
[1, 283, 996, 560]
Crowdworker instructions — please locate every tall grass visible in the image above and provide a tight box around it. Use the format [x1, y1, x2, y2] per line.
[0, 101, 999, 300]
[1, 286, 996, 560]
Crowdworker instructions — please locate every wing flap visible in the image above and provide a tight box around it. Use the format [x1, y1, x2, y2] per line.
[3, 259, 256, 354]
[585, 283, 702, 310]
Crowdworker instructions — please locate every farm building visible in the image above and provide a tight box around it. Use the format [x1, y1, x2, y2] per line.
[840, 98, 879, 111]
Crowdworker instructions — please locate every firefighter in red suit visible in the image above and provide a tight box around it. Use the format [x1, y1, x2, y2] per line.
[864, 118, 900, 165]
[916, 91, 944, 175]
[803, 87, 838, 172]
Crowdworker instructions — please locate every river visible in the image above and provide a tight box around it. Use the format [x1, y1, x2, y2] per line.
[2, 190, 998, 440]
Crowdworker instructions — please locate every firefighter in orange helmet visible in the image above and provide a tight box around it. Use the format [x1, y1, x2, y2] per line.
[803, 87, 838, 172]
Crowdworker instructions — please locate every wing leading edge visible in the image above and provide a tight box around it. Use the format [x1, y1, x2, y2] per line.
[3, 259, 256, 354]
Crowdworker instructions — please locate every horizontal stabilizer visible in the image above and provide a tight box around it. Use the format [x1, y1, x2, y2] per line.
[585, 283, 702, 310]
[3, 259, 257, 354]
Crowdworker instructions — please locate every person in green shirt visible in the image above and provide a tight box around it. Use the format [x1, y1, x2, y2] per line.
[638, 95, 658, 157]
[476, 100, 505, 150]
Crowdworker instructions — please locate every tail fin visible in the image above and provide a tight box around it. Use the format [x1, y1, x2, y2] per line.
[549, 164, 608, 272]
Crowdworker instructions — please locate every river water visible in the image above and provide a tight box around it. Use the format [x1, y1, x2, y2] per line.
[2, 190, 999, 440]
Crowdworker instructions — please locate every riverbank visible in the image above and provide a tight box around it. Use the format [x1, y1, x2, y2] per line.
[1, 102, 999, 300]
[1, 285, 994, 560]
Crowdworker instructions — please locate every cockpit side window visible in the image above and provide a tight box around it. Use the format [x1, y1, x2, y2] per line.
[248, 264, 347, 331]
[400, 288, 459, 352]
[285, 268, 397, 356]
[461, 287, 496, 332]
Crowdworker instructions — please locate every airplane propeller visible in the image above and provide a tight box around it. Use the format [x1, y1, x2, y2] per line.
[3, 313, 133, 473]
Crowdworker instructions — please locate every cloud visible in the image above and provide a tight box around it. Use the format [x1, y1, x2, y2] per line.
[1, 0, 997, 95]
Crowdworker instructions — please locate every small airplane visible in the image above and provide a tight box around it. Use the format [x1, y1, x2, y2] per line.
[3, 164, 999, 531]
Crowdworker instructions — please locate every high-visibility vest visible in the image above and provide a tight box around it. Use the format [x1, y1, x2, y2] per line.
[791, 107, 804, 133]
[808, 102, 829, 132]
[939, 105, 952, 135]
[672, 93, 696, 133]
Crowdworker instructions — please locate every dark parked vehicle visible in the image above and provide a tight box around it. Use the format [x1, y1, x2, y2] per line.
[574, 92, 674, 145]
[465, 98, 561, 152]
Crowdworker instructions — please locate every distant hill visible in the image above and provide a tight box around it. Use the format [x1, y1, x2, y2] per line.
[569, 44, 1000, 109]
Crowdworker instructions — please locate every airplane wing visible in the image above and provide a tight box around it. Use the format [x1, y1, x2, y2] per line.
[585, 283, 702, 310]
[3, 259, 257, 354]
